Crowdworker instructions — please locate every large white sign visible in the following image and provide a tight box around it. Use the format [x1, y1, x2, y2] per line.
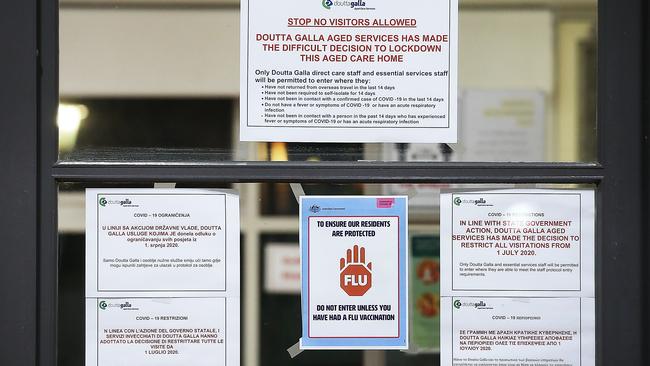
[241, 0, 458, 143]
[440, 189, 595, 366]
[87, 192, 235, 295]
[300, 196, 408, 349]
[442, 191, 594, 295]
[85, 189, 240, 366]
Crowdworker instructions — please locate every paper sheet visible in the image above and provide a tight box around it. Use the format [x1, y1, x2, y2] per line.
[85, 189, 240, 366]
[240, 0, 458, 143]
[299, 196, 408, 349]
[440, 189, 595, 366]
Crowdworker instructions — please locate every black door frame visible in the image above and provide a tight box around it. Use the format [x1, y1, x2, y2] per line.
[1, 0, 648, 365]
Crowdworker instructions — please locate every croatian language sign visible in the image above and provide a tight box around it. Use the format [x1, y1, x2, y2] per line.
[300, 196, 408, 349]
[85, 189, 240, 366]
[440, 189, 595, 366]
[241, 0, 458, 142]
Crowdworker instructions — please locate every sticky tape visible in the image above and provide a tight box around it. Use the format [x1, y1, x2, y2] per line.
[287, 339, 304, 358]
[290, 183, 305, 202]
[154, 183, 177, 188]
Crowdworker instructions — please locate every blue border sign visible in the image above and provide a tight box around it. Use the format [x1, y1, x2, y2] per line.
[300, 196, 408, 349]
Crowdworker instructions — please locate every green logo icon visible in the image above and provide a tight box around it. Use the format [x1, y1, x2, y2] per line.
[453, 197, 462, 206]
[99, 300, 108, 310]
[99, 197, 107, 207]
[453, 300, 462, 309]
[322, 0, 333, 9]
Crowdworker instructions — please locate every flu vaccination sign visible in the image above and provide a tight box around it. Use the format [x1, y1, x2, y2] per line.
[300, 196, 408, 349]
[240, 0, 458, 143]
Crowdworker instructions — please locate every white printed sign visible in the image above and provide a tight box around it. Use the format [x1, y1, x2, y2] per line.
[440, 189, 595, 366]
[85, 189, 240, 366]
[241, 0, 458, 142]
[86, 189, 240, 298]
[442, 191, 594, 296]
[441, 297, 595, 366]
[300, 196, 408, 349]
[308, 216, 400, 338]
[86, 297, 239, 366]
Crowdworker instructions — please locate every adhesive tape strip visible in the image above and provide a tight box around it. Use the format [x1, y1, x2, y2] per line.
[290, 183, 305, 202]
[154, 182, 177, 188]
[286, 339, 304, 358]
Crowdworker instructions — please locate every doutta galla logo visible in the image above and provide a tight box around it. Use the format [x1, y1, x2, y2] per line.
[99, 197, 107, 207]
[322, 0, 333, 9]
[453, 300, 488, 309]
[454, 196, 489, 206]
[340, 245, 372, 296]
[98, 300, 108, 310]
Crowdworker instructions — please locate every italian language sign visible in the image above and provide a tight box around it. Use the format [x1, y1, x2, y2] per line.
[440, 189, 595, 366]
[85, 189, 240, 366]
[86, 297, 237, 366]
[240, 0, 458, 142]
[300, 196, 408, 349]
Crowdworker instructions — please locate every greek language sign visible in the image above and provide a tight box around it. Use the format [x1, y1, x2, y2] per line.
[300, 196, 408, 349]
[440, 189, 595, 366]
[85, 189, 240, 366]
[442, 297, 594, 366]
[241, 0, 458, 142]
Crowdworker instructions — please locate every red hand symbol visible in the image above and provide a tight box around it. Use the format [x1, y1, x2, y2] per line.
[339, 245, 372, 296]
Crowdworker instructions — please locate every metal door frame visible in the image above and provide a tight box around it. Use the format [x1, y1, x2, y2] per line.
[0, 0, 647, 365]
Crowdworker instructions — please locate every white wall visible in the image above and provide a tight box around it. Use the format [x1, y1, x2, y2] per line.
[60, 8, 240, 97]
[459, 10, 553, 92]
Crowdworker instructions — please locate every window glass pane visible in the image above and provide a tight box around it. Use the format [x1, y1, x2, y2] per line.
[58, 0, 597, 162]
[58, 182, 595, 365]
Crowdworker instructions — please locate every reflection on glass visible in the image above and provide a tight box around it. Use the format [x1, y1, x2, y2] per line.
[57, 182, 593, 366]
[57, 103, 88, 152]
[58, 99, 234, 160]
[59, 0, 597, 162]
